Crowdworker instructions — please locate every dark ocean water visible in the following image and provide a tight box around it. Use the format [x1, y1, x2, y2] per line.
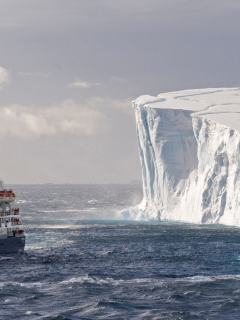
[1, 185, 240, 319]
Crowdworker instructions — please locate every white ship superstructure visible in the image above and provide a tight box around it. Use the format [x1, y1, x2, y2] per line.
[0, 180, 25, 253]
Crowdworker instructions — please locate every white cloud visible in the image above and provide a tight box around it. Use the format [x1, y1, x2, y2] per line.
[0, 99, 107, 140]
[0, 67, 10, 89]
[0, 97, 133, 140]
[68, 80, 101, 88]
[17, 72, 51, 77]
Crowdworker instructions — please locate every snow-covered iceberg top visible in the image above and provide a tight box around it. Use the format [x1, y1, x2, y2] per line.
[125, 88, 240, 226]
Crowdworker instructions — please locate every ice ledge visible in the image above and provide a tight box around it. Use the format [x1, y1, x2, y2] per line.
[134, 87, 240, 133]
[125, 88, 240, 227]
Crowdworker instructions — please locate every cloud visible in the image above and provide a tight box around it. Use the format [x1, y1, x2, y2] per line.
[17, 72, 51, 77]
[0, 96, 134, 140]
[68, 80, 101, 88]
[0, 99, 107, 140]
[0, 97, 133, 140]
[96, 97, 133, 115]
[0, 67, 10, 89]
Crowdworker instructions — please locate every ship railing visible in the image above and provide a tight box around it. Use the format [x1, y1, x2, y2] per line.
[12, 222, 22, 226]
[0, 212, 10, 216]
[0, 212, 20, 217]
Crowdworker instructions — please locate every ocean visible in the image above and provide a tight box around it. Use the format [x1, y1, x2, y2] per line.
[1, 184, 240, 319]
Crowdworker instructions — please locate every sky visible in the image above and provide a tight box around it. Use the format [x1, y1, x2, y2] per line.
[0, 0, 240, 183]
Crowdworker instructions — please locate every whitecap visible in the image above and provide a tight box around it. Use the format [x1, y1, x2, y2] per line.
[184, 274, 240, 283]
[26, 311, 32, 315]
[20, 282, 42, 288]
[88, 199, 99, 204]
[5, 299, 12, 303]
[0, 256, 13, 260]
[189, 276, 213, 282]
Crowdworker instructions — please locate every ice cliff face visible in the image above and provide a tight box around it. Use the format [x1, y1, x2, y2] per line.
[125, 88, 240, 226]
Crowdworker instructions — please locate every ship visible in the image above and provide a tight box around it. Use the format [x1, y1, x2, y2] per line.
[0, 180, 25, 254]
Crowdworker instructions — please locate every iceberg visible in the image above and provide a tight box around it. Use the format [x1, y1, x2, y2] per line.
[125, 88, 240, 226]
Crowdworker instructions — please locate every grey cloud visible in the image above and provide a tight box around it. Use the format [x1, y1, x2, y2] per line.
[0, 0, 239, 27]
[68, 80, 101, 88]
[0, 99, 107, 139]
[0, 0, 240, 183]
[17, 72, 52, 77]
[0, 97, 133, 140]
[0, 66, 10, 89]
[110, 77, 128, 84]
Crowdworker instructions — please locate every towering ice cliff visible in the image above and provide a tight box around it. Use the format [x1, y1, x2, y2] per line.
[125, 88, 240, 226]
